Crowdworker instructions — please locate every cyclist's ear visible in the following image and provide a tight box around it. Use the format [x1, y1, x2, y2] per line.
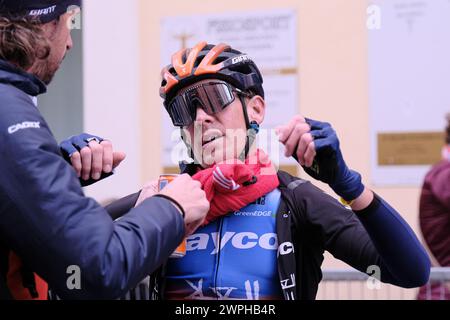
[246, 95, 266, 125]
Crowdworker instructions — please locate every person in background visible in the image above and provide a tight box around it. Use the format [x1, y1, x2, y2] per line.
[417, 114, 450, 300]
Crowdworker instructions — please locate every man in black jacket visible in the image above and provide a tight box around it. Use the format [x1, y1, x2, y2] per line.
[0, 1, 209, 300]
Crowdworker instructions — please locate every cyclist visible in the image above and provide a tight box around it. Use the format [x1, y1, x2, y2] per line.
[73, 42, 431, 300]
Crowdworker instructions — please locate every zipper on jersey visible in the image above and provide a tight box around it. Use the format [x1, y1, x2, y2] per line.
[213, 217, 224, 300]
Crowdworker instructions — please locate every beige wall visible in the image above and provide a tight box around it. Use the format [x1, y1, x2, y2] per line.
[83, 0, 142, 199]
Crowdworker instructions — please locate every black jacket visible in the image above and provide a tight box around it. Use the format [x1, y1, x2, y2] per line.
[0, 59, 185, 299]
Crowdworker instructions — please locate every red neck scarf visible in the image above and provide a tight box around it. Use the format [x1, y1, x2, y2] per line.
[193, 149, 279, 225]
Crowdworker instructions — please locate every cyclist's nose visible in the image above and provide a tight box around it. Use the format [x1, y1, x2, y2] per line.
[195, 107, 214, 124]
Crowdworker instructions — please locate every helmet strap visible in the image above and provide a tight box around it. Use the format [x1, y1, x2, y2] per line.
[180, 128, 197, 164]
[238, 94, 259, 162]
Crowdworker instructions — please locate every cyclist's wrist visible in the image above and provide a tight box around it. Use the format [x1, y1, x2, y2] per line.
[348, 187, 374, 211]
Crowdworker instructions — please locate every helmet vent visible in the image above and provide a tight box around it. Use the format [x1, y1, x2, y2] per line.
[169, 67, 177, 76]
[181, 51, 188, 64]
[193, 56, 204, 68]
[213, 56, 228, 64]
[229, 64, 253, 75]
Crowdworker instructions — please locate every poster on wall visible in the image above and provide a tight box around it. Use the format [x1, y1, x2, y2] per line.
[160, 9, 298, 169]
[368, 0, 450, 186]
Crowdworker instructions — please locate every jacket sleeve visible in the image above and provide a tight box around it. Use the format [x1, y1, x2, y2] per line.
[105, 192, 141, 221]
[429, 164, 450, 210]
[0, 93, 185, 299]
[294, 181, 430, 288]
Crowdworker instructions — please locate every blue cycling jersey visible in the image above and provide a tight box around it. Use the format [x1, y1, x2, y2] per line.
[164, 189, 284, 300]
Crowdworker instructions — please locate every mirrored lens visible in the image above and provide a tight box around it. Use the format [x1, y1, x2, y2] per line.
[168, 95, 194, 126]
[167, 82, 236, 127]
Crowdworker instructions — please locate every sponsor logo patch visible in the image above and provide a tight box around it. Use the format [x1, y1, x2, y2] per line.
[8, 121, 40, 134]
[29, 5, 56, 17]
